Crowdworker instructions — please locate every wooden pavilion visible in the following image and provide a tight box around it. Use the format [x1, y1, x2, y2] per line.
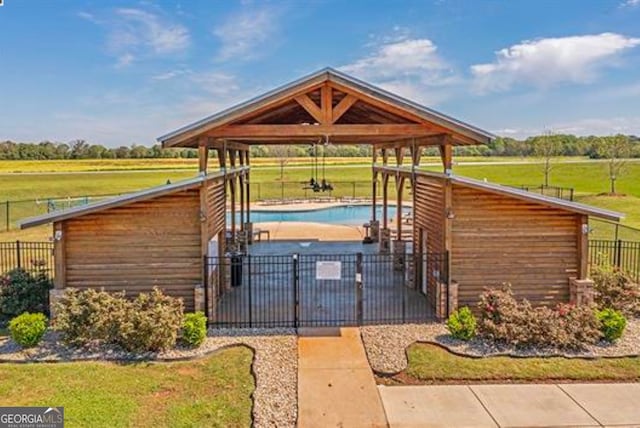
[21, 68, 624, 321]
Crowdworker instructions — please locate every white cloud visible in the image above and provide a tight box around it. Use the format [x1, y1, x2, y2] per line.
[620, 0, 640, 7]
[471, 33, 640, 93]
[110, 8, 190, 57]
[82, 8, 190, 67]
[340, 36, 459, 105]
[213, 6, 279, 61]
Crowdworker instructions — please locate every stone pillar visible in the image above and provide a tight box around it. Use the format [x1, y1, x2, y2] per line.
[435, 280, 459, 320]
[393, 240, 406, 271]
[48, 289, 66, 319]
[379, 228, 391, 254]
[370, 220, 380, 243]
[244, 222, 254, 245]
[569, 278, 595, 306]
[194, 285, 205, 313]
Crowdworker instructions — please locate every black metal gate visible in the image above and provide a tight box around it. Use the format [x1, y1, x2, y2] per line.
[207, 252, 447, 328]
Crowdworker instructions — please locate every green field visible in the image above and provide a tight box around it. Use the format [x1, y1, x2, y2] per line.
[1, 158, 640, 240]
[0, 347, 254, 427]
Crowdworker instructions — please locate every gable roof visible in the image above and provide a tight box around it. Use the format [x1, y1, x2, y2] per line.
[157, 67, 495, 147]
[19, 171, 231, 229]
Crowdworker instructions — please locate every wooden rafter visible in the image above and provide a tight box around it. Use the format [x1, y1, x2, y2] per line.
[331, 94, 357, 123]
[321, 84, 332, 124]
[294, 94, 324, 124]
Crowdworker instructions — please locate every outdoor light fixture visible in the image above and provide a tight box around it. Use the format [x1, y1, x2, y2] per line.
[446, 209, 455, 219]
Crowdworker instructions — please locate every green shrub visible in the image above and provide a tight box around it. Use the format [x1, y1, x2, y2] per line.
[591, 265, 640, 317]
[446, 307, 477, 340]
[478, 284, 600, 349]
[9, 312, 48, 348]
[0, 267, 52, 323]
[54, 288, 184, 352]
[181, 312, 208, 348]
[597, 308, 627, 342]
[116, 289, 184, 353]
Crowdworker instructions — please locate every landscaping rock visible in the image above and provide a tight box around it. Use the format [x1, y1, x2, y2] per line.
[361, 319, 640, 375]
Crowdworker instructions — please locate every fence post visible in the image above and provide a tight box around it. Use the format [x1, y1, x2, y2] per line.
[203, 256, 210, 322]
[293, 254, 299, 329]
[15, 240, 21, 269]
[248, 255, 252, 328]
[356, 253, 363, 326]
[615, 239, 623, 269]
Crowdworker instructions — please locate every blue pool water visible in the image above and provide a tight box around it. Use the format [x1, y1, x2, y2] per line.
[228, 205, 408, 225]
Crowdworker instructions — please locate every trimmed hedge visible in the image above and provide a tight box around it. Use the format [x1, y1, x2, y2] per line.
[9, 312, 48, 348]
[181, 312, 208, 348]
[446, 307, 477, 341]
[597, 308, 627, 342]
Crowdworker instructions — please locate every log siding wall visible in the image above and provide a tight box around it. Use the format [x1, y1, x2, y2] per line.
[451, 184, 579, 309]
[62, 190, 202, 310]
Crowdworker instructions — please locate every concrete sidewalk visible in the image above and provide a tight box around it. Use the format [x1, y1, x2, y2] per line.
[297, 327, 387, 428]
[379, 383, 640, 427]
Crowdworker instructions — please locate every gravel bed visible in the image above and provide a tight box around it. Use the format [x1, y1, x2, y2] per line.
[361, 319, 640, 375]
[0, 328, 297, 428]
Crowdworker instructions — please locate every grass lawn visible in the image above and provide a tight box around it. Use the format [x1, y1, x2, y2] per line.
[383, 343, 640, 384]
[0, 347, 254, 427]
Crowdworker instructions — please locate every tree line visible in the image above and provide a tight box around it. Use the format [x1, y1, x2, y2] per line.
[0, 134, 639, 160]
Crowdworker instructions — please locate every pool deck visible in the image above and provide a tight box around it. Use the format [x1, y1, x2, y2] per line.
[253, 221, 365, 241]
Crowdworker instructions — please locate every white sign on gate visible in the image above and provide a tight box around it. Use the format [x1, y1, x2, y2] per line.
[315, 261, 342, 280]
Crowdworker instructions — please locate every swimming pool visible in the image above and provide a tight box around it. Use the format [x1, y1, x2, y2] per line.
[228, 205, 409, 225]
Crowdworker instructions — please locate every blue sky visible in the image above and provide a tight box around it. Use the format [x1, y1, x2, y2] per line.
[1, 0, 639, 147]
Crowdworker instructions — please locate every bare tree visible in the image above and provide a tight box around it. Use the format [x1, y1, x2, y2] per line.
[595, 134, 632, 195]
[270, 145, 294, 200]
[531, 131, 560, 187]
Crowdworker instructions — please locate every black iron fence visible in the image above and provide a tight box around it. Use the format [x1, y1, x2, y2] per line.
[207, 251, 448, 328]
[513, 184, 574, 201]
[589, 239, 640, 281]
[0, 241, 54, 277]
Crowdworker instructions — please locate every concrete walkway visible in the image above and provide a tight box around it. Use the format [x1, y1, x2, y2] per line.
[379, 383, 640, 427]
[297, 327, 388, 428]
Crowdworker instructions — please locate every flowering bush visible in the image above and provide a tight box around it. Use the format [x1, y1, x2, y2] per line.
[591, 265, 640, 317]
[54, 288, 184, 352]
[478, 284, 600, 349]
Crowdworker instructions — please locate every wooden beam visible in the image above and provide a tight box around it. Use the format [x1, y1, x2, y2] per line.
[207, 140, 250, 152]
[294, 94, 324, 124]
[439, 139, 452, 173]
[396, 176, 405, 239]
[411, 145, 422, 167]
[321, 84, 332, 125]
[207, 124, 437, 138]
[394, 147, 405, 167]
[53, 222, 66, 289]
[382, 173, 390, 229]
[198, 141, 208, 173]
[331, 94, 358, 123]
[577, 215, 589, 280]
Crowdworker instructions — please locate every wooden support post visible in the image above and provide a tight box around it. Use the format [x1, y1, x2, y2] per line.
[394, 147, 404, 167]
[372, 170, 377, 222]
[382, 173, 389, 229]
[217, 147, 226, 170]
[321, 84, 332, 125]
[239, 175, 245, 231]
[396, 176, 405, 239]
[382, 148, 389, 166]
[577, 215, 589, 280]
[229, 178, 236, 247]
[198, 139, 208, 174]
[439, 137, 453, 174]
[411, 145, 421, 167]
[245, 151, 251, 224]
[53, 221, 66, 289]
